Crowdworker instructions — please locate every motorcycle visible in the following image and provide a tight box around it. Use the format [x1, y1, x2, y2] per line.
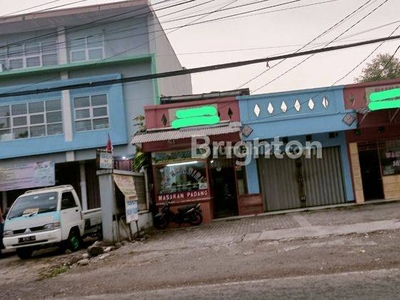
[153, 200, 203, 229]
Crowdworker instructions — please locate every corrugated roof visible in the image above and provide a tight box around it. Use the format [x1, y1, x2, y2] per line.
[131, 122, 242, 144]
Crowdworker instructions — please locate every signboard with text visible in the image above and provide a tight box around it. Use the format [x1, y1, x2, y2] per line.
[98, 150, 113, 169]
[125, 199, 139, 223]
[0, 161, 55, 191]
[113, 174, 139, 223]
[157, 189, 209, 202]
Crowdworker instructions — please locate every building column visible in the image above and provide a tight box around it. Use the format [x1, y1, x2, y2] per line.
[80, 162, 88, 211]
[339, 134, 355, 202]
[97, 170, 118, 243]
[349, 142, 365, 204]
[245, 157, 260, 194]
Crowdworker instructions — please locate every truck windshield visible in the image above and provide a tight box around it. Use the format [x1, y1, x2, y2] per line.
[7, 192, 58, 219]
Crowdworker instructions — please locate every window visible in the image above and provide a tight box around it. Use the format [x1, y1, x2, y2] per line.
[154, 160, 208, 195]
[1, 40, 58, 70]
[380, 139, 400, 176]
[0, 99, 63, 141]
[74, 94, 109, 132]
[7, 192, 58, 219]
[61, 192, 77, 210]
[69, 34, 104, 62]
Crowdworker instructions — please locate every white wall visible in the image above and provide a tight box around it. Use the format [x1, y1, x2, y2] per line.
[147, 14, 192, 98]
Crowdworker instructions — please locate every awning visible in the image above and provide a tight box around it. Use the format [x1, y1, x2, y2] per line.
[355, 107, 400, 125]
[131, 122, 242, 144]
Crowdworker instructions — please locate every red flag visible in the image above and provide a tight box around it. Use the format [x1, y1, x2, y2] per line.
[106, 134, 113, 153]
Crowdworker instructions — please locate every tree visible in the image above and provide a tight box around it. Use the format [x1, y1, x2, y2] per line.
[132, 115, 149, 172]
[355, 53, 400, 83]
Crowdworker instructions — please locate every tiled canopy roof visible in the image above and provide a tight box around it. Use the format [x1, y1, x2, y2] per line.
[131, 122, 242, 144]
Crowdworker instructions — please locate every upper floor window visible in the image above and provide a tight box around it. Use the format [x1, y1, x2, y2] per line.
[74, 94, 109, 132]
[69, 34, 104, 63]
[0, 41, 58, 71]
[0, 99, 63, 141]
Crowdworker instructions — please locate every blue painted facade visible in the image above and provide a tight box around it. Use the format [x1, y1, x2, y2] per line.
[238, 86, 357, 204]
[0, 2, 192, 210]
[0, 74, 127, 159]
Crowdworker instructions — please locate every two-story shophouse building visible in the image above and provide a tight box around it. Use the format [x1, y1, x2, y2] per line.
[0, 1, 192, 212]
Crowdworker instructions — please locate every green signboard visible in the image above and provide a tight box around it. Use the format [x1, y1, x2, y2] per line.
[171, 105, 220, 129]
[368, 88, 400, 111]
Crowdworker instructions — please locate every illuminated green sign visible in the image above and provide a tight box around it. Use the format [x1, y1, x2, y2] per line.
[172, 106, 220, 129]
[368, 88, 400, 111]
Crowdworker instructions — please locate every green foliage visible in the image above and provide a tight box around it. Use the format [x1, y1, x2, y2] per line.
[132, 148, 149, 172]
[355, 53, 400, 83]
[38, 265, 68, 281]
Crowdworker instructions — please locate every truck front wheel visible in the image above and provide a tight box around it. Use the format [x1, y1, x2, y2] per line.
[16, 247, 34, 259]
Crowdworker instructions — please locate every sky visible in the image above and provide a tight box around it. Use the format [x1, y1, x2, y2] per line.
[4, 0, 400, 95]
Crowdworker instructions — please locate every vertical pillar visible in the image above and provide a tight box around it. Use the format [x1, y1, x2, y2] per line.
[80, 162, 88, 211]
[245, 157, 260, 194]
[349, 142, 364, 204]
[339, 134, 355, 202]
[1, 191, 7, 212]
[97, 170, 118, 243]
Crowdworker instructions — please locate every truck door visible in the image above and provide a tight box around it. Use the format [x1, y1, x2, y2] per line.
[60, 191, 83, 238]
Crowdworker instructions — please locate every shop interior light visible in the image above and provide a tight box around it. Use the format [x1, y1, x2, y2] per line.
[166, 161, 198, 167]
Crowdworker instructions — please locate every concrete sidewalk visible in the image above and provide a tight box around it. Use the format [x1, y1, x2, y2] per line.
[135, 201, 400, 251]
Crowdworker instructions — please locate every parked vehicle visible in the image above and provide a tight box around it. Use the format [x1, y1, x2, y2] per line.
[2, 185, 102, 259]
[153, 200, 203, 229]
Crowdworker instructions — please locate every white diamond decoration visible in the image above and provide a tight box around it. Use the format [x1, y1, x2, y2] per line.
[254, 104, 260, 117]
[294, 99, 301, 112]
[308, 98, 315, 110]
[322, 97, 329, 108]
[281, 101, 288, 113]
[267, 103, 274, 114]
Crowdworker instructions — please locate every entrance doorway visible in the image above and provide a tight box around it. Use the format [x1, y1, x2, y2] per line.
[210, 160, 238, 218]
[359, 150, 384, 200]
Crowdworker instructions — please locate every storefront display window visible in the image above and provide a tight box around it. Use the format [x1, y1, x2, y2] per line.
[380, 139, 400, 176]
[152, 151, 210, 202]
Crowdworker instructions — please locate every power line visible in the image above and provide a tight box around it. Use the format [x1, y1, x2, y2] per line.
[0, 0, 197, 95]
[161, 0, 274, 23]
[253, 24, 400, 122]
[0, 0, 63, 17]
[373, 44, 400, 80]
[0, 0, 341, 64]
[0, 0, 266, 59]
[250, 0, 385, 93]
[0, 0, 192, 51]
[1, 33, 399, 98]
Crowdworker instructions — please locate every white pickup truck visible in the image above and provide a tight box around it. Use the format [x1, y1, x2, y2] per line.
[2, 185, 102, 259]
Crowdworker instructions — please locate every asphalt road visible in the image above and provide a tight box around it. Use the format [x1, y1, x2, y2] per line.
[2, 229, 400, 299]
[3, 202, 400, 300]
[65, 268, 400, 300]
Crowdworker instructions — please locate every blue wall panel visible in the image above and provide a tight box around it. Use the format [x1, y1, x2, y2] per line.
[238, 86, 355, 202]
[0, 74, 127, 159]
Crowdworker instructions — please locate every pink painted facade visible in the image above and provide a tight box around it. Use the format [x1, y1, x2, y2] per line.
[144, 97, 241, 129]
[136, 93, 246, 223]
[344, 78, 400, 203]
